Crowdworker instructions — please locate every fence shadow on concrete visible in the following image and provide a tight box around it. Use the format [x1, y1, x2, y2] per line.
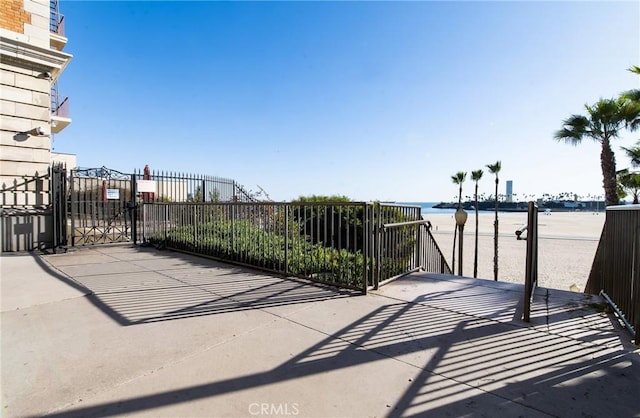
[41, 245, 358, 326]
[44, 287, 638, 418]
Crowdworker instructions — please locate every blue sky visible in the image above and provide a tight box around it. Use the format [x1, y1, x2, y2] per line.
[55, 1, 640, 202]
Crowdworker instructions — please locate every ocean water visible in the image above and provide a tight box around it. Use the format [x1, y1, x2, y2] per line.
[400, 201, 534, 215]
[399, 202, 457, 215]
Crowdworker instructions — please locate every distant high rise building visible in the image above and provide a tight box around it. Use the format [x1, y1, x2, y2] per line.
[506, 180, 513, 202]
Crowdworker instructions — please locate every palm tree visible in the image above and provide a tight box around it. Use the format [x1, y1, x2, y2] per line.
[486, 161, 501, 281]
[618, 169, 640, 204]
[471, 169, 483, 278]
[555, 97, 640, 206]
[450, 171, 467, 270]
[452, 171, 467, 208]
[620, 66, 640, 168]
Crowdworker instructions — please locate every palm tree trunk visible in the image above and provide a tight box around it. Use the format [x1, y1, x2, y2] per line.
[493, 179, 499, 281]
[601, 137, 619, 206]
[474, 183, 479, 278]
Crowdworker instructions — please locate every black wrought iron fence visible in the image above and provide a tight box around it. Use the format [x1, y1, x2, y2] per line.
[143, 201, 370, 291]
[143, 201, 452, 293]
[133, 169, 253, 203]
[1, 170, 51, 252]
[0, 172, 49, 209]
[373, 219, 452, 288]
[419, 222, 453, 276]
[69, 168, 135, 246]
[51, 163, 67, 251]
[586, 206, 639, 343]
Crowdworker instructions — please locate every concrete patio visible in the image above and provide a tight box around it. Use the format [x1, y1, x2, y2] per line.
[1, 245, 638, 417]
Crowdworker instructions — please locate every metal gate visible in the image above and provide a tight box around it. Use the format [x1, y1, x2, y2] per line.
[51, 163, 68, 252]
[69, 167, 137, 246]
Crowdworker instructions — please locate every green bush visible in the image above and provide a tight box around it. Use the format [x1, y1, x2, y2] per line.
[147, 218, 365, 289]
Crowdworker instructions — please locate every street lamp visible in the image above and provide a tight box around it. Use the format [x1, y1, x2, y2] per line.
[454, 206, 468, 276]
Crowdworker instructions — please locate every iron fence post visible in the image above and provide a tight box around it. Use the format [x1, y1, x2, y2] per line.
[416, 222, 422, 271]
[165, 203, 168, 244]
[193, 205, 197, 248]
[130, 173, 137, 244]
[374, 203, 381, 289]
[362, 202, 367, 294]
[284, 204, 289, 274]
[231, 201, 235, 255]
[367, 203, 374, 289]
[70, 169, 76, 247]
[50, 166, 57, 253]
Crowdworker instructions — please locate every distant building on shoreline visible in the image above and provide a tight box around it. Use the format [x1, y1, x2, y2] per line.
[506, 180, 513, 202]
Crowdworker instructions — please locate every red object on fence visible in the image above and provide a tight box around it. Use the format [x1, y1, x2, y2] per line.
[142, 164, 154, 202]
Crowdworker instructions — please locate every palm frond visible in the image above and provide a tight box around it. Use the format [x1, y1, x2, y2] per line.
[588, 99, 624, 127]
[621, 142, 640, 167]
[486, 160, 501, 174]
[619, 95, 640, 131]
[618, 170, 640, 203]
[471, 169, 484, 181]
[554, 114, 591, 144]
[451, 171, 467, 184]
[628, 65, 640, 75]
[621, 88, 640, 103]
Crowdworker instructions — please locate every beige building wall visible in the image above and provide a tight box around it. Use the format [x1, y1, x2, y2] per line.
[51, 151, 76, 169]
[0, 0, 72, 250]
[156, 180, 188, 202]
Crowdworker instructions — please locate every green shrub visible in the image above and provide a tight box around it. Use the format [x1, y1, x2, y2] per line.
[147, 218, 365, 289]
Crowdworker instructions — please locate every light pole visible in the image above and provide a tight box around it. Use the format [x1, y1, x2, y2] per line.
[454, 207, 468, 276]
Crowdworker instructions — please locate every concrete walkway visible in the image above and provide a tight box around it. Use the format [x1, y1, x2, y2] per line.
[1, 245, 638, 417]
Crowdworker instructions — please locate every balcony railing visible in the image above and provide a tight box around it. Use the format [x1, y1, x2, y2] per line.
[50, 13, 65, 37]
[50, 0, 64, 34]
[53, 96, 69, 118]
[51, 87, 71, 133]
[50, 0, 67, 51]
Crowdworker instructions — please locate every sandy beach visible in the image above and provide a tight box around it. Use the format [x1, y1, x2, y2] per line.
[424, 210, 605, 292]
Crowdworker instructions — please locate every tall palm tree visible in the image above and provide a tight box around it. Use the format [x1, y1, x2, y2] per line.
[471, 169, 483, 278]
[452, 171, 467, 208]
[555, 98, 640, 206]
[450, 171, 467, 271]
[486, 161, 501, 281]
